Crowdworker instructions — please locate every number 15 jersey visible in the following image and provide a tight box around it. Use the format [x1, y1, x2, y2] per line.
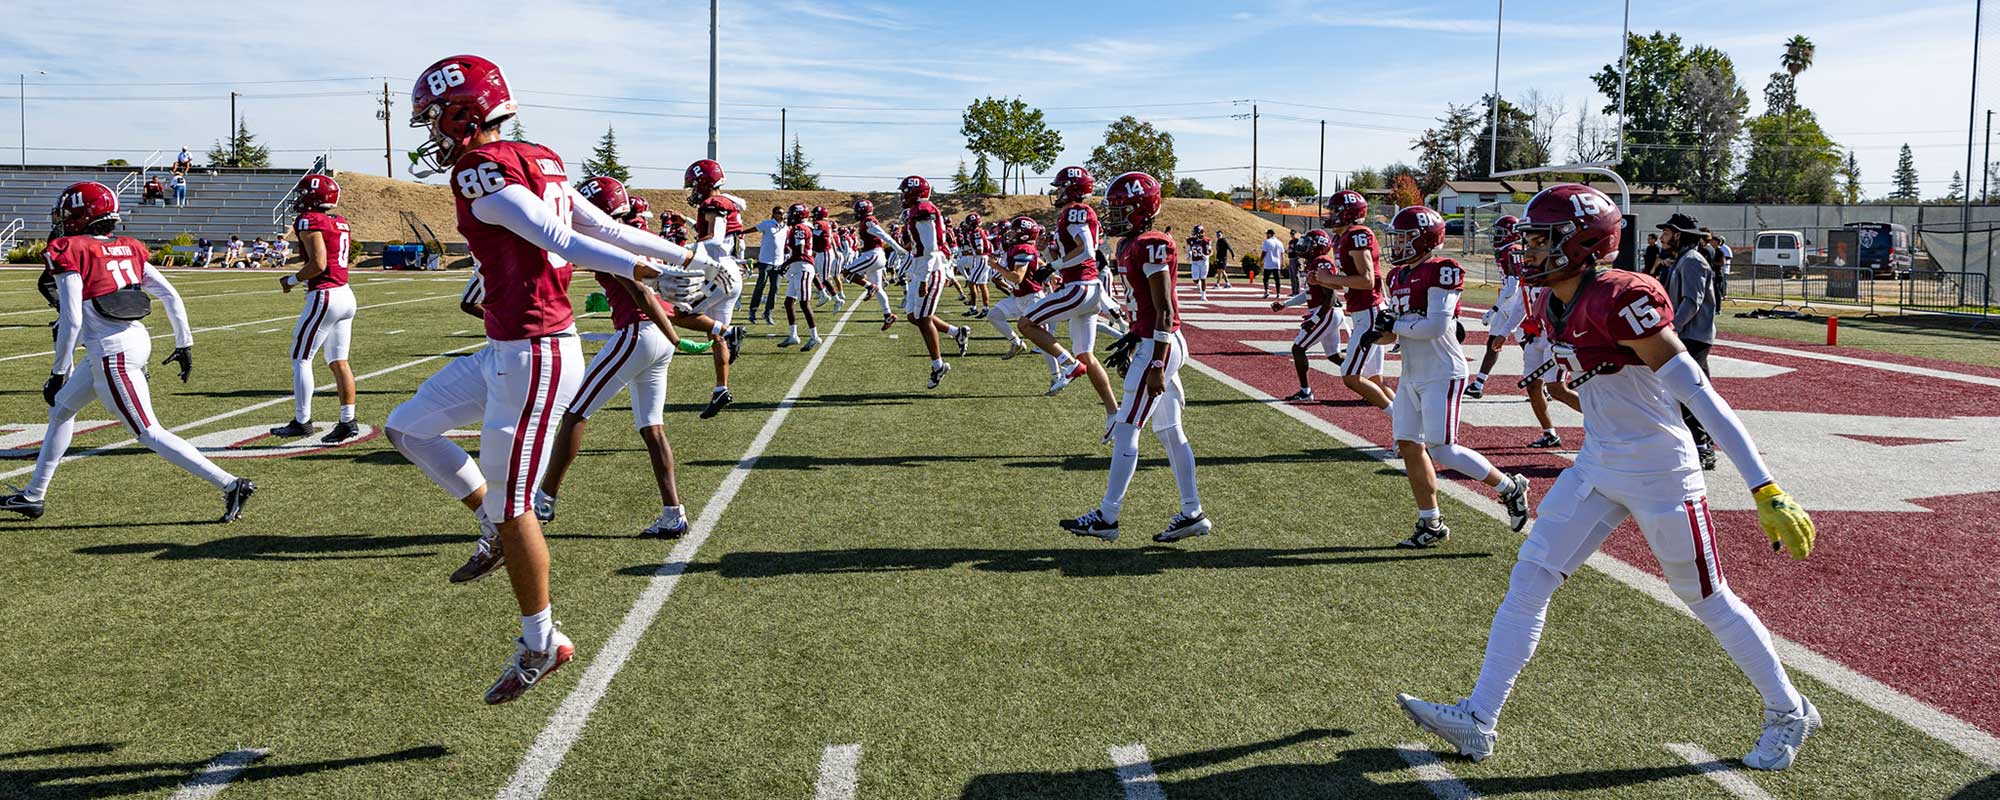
[1539, 268, 1699, 481]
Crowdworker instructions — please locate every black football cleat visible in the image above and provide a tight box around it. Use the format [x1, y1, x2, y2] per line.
[700, 387, 734, 419]
[725, 326, 746, 364]
[1060, 509, 1120, 542]
[269, 419, 313, 438]
[1395, 518, 1450, 549]
[1154, 510, 1213, 543]
[1283, 388, 1314, 402]
[1463, 381, 1485, 399]
[1698, 444, 1718, 471]
[320, 419, 361, 444]
[928, 362, 950, 389]
[952, 326, 970, 357]
[1526, 431, 1562, 449]
[0, 490, 45, 520]
[219, 478, 257, 523]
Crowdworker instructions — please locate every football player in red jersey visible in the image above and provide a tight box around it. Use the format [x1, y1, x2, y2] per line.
[681, 159, 751, 418]
[897, 176, 973, 389]
[777, 202, 822, 349]
[1018, 166, 1116, 410]
[809, 205, 844, 309]
[1371, 205, 1530, 548]
[624, 195, 653, 232]
[1186, 224, 1215, 299]
[386, 54, 717, 706]
[1269, 228, 1346, 401]
[839, 198, 908, 331]
[1060, 172, 1210, 544]
[271, 174, 362, 444]
[956, 213, 993, 318]
[1467, 214, 1525, 399]
[986, 216, 1062, 380]
[1397, 184, 1819, 770]
[1314, 189, 1394, 410]
[0, 182, 256, 523]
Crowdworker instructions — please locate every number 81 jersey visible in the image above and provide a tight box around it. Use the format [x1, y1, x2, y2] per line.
[450, 140, 576, 341]
[1540, 268, 1698, 478]
[1385, 256, 1468, 383]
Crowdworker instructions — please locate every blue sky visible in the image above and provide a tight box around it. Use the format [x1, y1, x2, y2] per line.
[0, 0, 1988, 198]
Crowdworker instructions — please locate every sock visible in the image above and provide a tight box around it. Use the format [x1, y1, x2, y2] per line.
[1099, 422, 1142, 523]
[339, 404, 356, 423]
[521, 606, 553, 652]
[711, 323, 726, 337]
[1158, 425, 1202, 516]
[788, 324, 797, 336]
[931, 358, 945, 370]
[1043, 353, 1061, 378]
[1467, 560, 1564, 724]
[712, 385, 726, 395]
[952, 325, 967, 337]
[1473, 372, 1488, 385]
[661, 504, 686, 525]
[1544, 427, 1556, 436]
[292, 359, 314, 423]
[1689, 588, 1803, 713]
[1417, 507, 1440, 521]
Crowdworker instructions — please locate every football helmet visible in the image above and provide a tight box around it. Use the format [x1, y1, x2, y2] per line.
[684, 158, 723, 205]
[1388, 205, 1446, 266]
[409, 54, 517, 177]
[1008, 215, 1041, 245]
[576, 175, 631, 217]
[962, 211, 981, 229]
[1518, 184, 1621, 286]
[899, 175, 932, 207]
[1192, 224, 1205, 236]
[1302, 228, 1335, 258]
[627, 195, 652, 219]
[292, 174, 340, 213]
[1102, 171, 1162, 237]
[811, 205, 828, 221]
[1491, 214, 1520, 248]
[52, 181, 119, 235]
[786, 203, 808, 225]
[852, 198, 875, 218]
[1326, 189, 1368, 227]
[1051, 165, 1094, 207]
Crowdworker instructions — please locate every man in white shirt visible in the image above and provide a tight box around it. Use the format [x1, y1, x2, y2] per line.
[748, 205, 784, 325]
[1260, 230, 1284, 299]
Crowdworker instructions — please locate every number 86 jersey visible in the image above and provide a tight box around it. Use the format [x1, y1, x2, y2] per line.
[1540, 268, 1700, 480]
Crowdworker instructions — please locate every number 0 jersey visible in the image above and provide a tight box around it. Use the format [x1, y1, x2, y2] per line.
[44, 234, 153, 350]
[293, 211, 351, 289]
[1539, 268, 1699, 480]
[450, 140, 576, 341]
[1386, 256, 1467, 383]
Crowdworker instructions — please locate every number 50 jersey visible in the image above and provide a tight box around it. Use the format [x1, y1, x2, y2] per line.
[1538, 268, 1700, 481]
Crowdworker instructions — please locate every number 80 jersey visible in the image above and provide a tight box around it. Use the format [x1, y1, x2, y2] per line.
[450, 140, 576, 341]
[1539, 268, 1699, 479]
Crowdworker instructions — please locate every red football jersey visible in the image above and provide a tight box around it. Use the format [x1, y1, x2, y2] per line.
[857, 220, 889, 251]
[451, 140, 576, 340]
[782, 222, 816, 265]
[626, 215, 651, 233]
[661, 219, 689, 246]
[1304, 254, 1339, 314]
[1186, 235, 1211, 260]
[293, 211, 351, 289]
[1335, 225, 1384, 312]
[46, 234, 149, 300]
[1007, 243, 1043, 297]
[593, 272, 645, 330]
[1119, 230, 1180, 338]
[811, 219, 833, 253]
[903, 202, 948, 258]
[1545, 269, 1673, 374]
[1387, 256, 1468, 382]
[695, 194, 744, 240]
[1056, 201, 1102, 283]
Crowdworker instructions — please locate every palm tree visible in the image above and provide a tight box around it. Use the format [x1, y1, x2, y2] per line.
[1782, 35, 1815, 78]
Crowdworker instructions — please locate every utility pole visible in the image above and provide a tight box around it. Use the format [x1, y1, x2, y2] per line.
[18, 73, 25, 167]
[1964, 0, 1983, 273]
[229, 91, 240, 167]
[1251, 103, 1259, 211]
[1983, 108, 1993, 204]
[779, 108, 787, 183]
[377, 82, 394, 177]
[1490, 0, 1503, 175]
[707, 0, 719, 161]
[1317, 119, 1325, 216]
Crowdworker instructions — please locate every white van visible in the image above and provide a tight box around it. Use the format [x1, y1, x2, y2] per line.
[1754, 230, 1805, 278]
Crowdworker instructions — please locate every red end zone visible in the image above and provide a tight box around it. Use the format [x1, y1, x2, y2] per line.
[1175, 286, 2000, 738]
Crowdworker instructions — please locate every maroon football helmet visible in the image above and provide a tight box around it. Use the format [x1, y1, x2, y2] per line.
[1302, 228, 1335, 258]
[1491, 214, 1521, 248]
[1102, 171, 1162, 237]
[1387, 205, 1446, 266]
[1008, 215, 1041, 245]
[1325, 189, 1368, 227]
[409, 54, 518, 176]
[1192, 224, 1205, 236]
[576, 175, 631, 217]
[899, 175, 931, 207]
[292, 174, 341, 213]
[786, 203, 808, 225]
[627, 195, 651, 219]
[852, 198, 875, 218]
[684, 158, 723, 205]
[53, 181, 119, 235]
[1518, 185, 1621, 286]
[811, 205, 827, 221]
[1051, 165, 1094, 207]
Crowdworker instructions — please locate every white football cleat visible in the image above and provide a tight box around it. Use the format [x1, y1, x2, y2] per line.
[1743, 696, 1821, 771]
[778, 334, 800, 348]
[1396, 693, 1496, 762]
[484, 630, 575, 705]
[1045, 361, 1087, 396]
[1498, 473, 1531, 532]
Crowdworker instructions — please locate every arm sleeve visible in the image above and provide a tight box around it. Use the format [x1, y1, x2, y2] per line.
[51, 272, 83, 375]
[1279, 291, 1311, 309]
[1053, 222, 1097, 269]
[469, 185, 639, 279]
[1657, 351, 1775, 491]
[868, 222, 908, 255]
[1394, 287, 1460, 339]
[561, 185, 705, 277]
[141, 269, 195, 348]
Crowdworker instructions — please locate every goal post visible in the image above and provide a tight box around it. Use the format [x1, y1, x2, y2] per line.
[1490, 162, 1638, 272]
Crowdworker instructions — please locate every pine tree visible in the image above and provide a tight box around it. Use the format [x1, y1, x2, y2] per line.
[1841, 152, 1862, 204]
[950, 159, 974, 194]
[507, 119, 529, 142]
[582, 126, 631, 183]
[1946, 171, 1964, 202]
[1889, 143, 1920, 202]
[971, 152, 998, 195]
[769, 136, 823, 190]
[205, 119, 270, 168]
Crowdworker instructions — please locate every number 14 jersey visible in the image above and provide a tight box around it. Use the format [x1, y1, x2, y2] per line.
[1537, 268, 1700, 481]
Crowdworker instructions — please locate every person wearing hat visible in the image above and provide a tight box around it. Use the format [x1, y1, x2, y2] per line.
[1657, 213, 1718, 470]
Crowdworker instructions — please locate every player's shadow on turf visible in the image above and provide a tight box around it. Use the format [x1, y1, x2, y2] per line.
[0, 742, 447, 799]
[960, 728, 1373, 800]
[668, 544, 1487, 580]
[687, 447, 1370, 473]
[75, 533, 479, 561]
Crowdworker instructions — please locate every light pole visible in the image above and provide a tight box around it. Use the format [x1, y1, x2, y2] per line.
[1982, 108, 1992, 204]
[1964, 0, 1983, 271]
[1489, 0, 1503, 175]
[707, 0, 718, 161]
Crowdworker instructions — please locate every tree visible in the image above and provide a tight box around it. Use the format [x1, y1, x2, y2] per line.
[1679, 46, 1750, 202]
[507, 119, 529, 142]
[1519, 89, 1567, 168]
[1389, 175, 1423, 209]
[1593, 32, 1693, 188]
[769, 136, 823, 190]
[1174, 177, 1207, 199]
[1889, 144, 1921, 202]
[1412, 104, 1479, 194]
[1275, 175, 1317, 198]
[1946, 171, 1965, 203]
[1345, 167, 1382, 194]
[206, 118, 270, 168]
[1738, 109, 1841, 202]
[1569, 99, 1618, 163]
[971, 152, 999, 195]
[102, 158, 129, 167]
[582, 125, 630, 183]
[1841, 152, 1863, 205]
[961, 97, 1063, 194]
[1085, 116, 1177, 186]
[1782, 35, 1815, 78]
[950, 159, 975, 194]
[1464, 95, 1541, 178]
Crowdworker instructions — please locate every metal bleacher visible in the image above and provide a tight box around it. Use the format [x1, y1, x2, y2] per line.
[0, 160, 315, 246]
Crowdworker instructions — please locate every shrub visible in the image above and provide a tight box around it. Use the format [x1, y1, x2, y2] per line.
[6, 239, 46, 265]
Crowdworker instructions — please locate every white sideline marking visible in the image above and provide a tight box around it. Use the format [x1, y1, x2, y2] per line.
[0, 341, 485, 482]
[1182, 355, 2000, 769]
[813, 743, 863, 800]
[1393, 743, 1480, 800]
[257, 328, 279, 334]
[1108, 743, 1167, 800]
[383, 329, 405, 335]
[1712, 337, 2000, 388]
[169, 748, 268, 800]
[0, 291, 460, 363]
[1664, 743, 1776, 800]
[497, 303, 862, 800]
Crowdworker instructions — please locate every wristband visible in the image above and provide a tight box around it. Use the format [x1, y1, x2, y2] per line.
[1151, 331, 1171, 344]
[281, 275, 300, 288]
[1149, 359, 1166, 370]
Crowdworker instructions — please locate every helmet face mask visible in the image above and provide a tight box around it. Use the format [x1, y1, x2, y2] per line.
[1517, 184, 1620, 286]
[1387, 206, 1445, 266]
[1302, 229, 1334, 258]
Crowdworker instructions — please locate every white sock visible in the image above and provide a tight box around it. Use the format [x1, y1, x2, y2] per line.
[1099, 422, 1142, 523]
[710, 322, 726, 337]
[1157, 424, 1202, 516]
[712, 385, 726, 395]
[1042, 353, 1061, 378]
[788, 324, 797, 336]
[661, 504, 686, 525]
[1467, 560, 1564, 725]
[1543, 427, 1556, 436]
[292, 359, 314, 423]
[1689, 588, 1802, 713]
[339, 404, 356, 423]
[1473, 372, 1488, 384]
[931, 358, 944, 369]
[521, 606, 553, 652]
[1417, 507, 1440, 521]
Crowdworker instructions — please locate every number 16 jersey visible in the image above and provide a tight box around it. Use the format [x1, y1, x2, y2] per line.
[1538, 268, 1700, 482]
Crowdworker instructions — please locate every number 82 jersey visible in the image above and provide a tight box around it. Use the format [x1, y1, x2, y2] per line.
[1540, 268, 1699, 479]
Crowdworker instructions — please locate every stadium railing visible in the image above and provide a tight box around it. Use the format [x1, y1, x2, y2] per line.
[1793, 266, 1879, 318]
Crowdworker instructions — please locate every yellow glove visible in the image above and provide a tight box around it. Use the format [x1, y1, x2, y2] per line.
[1754, 483, 1814, 560]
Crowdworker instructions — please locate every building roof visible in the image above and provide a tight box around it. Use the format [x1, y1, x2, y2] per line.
[1439, 178, 1683, 198]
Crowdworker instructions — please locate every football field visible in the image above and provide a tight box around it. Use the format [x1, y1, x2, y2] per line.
[1, 267, 1996, 799]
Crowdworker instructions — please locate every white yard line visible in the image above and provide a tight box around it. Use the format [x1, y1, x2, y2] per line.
[169, 748, 268, 800]
[383, 330, 405, 335]
[257, 329, 279, 334]
[812, 744, 863, 800]
[1710, 337, 2000, 388]
[0, 340, 485, 482]
[1182, 355, 2000, 769]
[497, 302, 862, 800]
[1664, 743, 1777, 800]
[1107, 743, 1167, 800]
[1394, 744, 1480, 800]
[0, 292, 459, 363]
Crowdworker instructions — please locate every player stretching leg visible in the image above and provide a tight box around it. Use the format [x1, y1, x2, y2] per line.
[681, 159, 749, 417]
[0, 182, 255, 522]
[1373, 206, 1529, 548]
[841, 199, 906, 331]
[1271, 228, 1347, 402]
[897, 176, 970, 388]
[1466, 215, 1524, 399]
[988, 217, 1062, 380]
[1319, 190, 1395, 411]
[1017, 166, 1115, 413]
[1060, 172, 1208, 544]
[1397, 184, 1820, 770]
[810, 206, 843, 310]
[271, 174, 362, 443]
[385, 55, 709, 705]
[776, 204, 821, 349]
[958, 214, 992, 317]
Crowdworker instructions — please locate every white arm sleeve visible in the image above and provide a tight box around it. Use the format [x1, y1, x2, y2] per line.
[867, 221, 908, 255]
[51, 272, 82, 375]
[1657, 352, 1776, 491]
[1054, 222, 1096, 268]
[469, 185, 637, 279]
[560, 185, 706, 277]
[914, 221, 940, 256]
[141, 268, 195, 348]
[1279, 291, 1311, 309]
[1394, 287, 1459, 339]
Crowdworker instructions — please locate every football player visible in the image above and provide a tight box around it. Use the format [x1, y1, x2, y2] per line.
[839, 198, 907, 331]
[1466, 215, 1524, 399]
[810, 205, 843, 309]
[1187, 224, 1214, 300]
[1017, 166, 1115, 410]
[581, 175, 733, 417]
[1373, 205, 1530, 548]
[0, 182, 256, 523]
[1319, 190, 1394, 410]
[623, 195, 653, 232]
[385, 54, 714, 705]
[271, 174, 361, 444]
[1397, 184, 1820, 771]
[682, 159, 750, 418]
[1515, 273, 1565, 449]
[1269, 228, 1346, 402]
[896, 177, 972, 388]
[1060, 172, 1208, 544]
[957, 213, 992, 318]
[987, 216, 1061, 380]
[778, 203, 821, 349]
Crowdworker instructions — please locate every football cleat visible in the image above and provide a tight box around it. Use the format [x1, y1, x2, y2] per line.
[1463, 380, 1485, 399]
[1002, 339, 1025, 360]
[0, 489, 45, 520]
[1154, 510, 1213, 543]
[1396, 518, 1450, 548]
[450, 524, 506, 584]
[1396, 694, 1496, 762]
[1060, 509, 1120, 542]
[928, 361, 950, 389]
[676, 339, 713, 355]
[1698, 444, 1718, 471]
[700, 387, 734, 419]
[800, 336, 821, 353]
[218, 478, 256, 523]
[1526, 431, 1563, 449]
[534, 490, 557, 523]
[1743, 696, 1820, 771]
[1045, 361, 1088, 396]
[778, 334, 800, 348]
[880, 314, 897, 332]
[1498, 474, 1531, 532]
[724, 326, 746, 364]
[952, 326, 970, 357]
[269, 419, 313, 438]
[320, 419, 361, 444]
[1283, 388, 1314, 402]
[484, 630, 575, 706]
[640, 509, 690, 539]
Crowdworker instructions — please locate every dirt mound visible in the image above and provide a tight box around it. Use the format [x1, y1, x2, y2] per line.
[332, 171, 1291, 268]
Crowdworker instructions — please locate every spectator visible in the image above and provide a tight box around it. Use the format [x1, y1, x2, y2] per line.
[141, 176, 165, 206]
[1260, 229, 1283, 298]
[1641, 232, 1660, 275]
[1713, 233, 1732, 301]
[226, 235, 245, 268]
[251, 237, 270, 266]
[1285, 231, 1303, 294]
[171, 174, 187, 206]
[271, 237, 291, 266]
[195, 237, 214, 267]
[1213, 232, 1235, 280]
[1657, 213, 1718, 470]
[172, 147, 193, 177]
[749, 205, 784, 324]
